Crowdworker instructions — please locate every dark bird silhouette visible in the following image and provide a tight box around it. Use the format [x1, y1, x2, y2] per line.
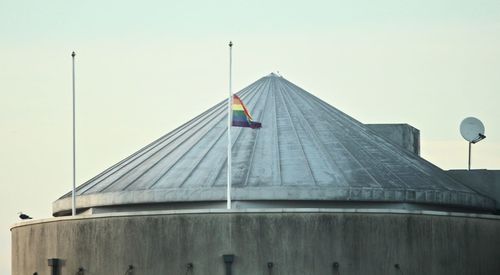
[18, 212, 33, 220]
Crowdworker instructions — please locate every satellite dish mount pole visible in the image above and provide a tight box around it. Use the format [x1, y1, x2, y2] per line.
[468, 141, 471, 171]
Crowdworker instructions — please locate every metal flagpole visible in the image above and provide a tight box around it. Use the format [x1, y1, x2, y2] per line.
[227, 41, 233, 210]
[72, 51, 76, 216]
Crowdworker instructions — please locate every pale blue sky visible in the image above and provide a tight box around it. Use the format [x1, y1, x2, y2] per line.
[2, 1, 500, 274]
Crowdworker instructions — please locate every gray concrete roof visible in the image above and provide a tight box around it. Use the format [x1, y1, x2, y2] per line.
[54, 73, 495, 215]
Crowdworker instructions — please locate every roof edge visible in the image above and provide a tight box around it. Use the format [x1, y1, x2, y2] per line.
[53, 186, 496, 216]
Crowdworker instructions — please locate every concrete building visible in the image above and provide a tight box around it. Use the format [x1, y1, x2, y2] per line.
[11, 74, 500, 275]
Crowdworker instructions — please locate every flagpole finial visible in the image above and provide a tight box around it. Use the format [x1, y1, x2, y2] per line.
[72, 51, 76, 57]
[229, 41, 233, 47]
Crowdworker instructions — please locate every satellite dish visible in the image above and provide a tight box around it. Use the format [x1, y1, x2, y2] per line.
[460, 117, 485, 143]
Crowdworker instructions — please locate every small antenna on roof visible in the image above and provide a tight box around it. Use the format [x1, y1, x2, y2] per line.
[459, 117, 486, 170]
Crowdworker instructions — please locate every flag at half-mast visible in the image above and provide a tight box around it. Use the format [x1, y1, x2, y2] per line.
[232, 95, 262, 129]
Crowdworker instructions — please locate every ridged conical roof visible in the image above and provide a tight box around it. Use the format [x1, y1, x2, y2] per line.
[54, 74, 494, 215]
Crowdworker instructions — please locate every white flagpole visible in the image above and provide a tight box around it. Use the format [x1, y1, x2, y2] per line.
[71, 51, 76, 216]
[227, 41, 233, 210]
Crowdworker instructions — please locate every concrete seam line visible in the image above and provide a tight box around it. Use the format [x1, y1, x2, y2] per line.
[10, 208, 500, 230]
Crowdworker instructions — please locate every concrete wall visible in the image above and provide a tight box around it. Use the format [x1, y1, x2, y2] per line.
[11, 210, 500, 275]
[447, 170, 500, 211]
[366, 124, 420, 155]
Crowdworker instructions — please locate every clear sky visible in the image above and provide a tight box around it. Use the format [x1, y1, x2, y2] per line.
[1, 1, 500, 273]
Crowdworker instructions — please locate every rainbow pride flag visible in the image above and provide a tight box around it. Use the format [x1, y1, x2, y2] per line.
[232, 95, 262, 129]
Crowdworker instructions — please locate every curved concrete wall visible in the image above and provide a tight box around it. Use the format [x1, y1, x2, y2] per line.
[11, 210, 500, 275]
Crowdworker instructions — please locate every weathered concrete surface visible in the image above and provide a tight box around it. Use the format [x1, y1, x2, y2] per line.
[11, 211, 500, 275]
[447, 170, 500, 211]
[365, 123, 420, 155]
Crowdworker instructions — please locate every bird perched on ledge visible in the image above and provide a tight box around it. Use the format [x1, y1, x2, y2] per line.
[18, 212, 32, 220]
